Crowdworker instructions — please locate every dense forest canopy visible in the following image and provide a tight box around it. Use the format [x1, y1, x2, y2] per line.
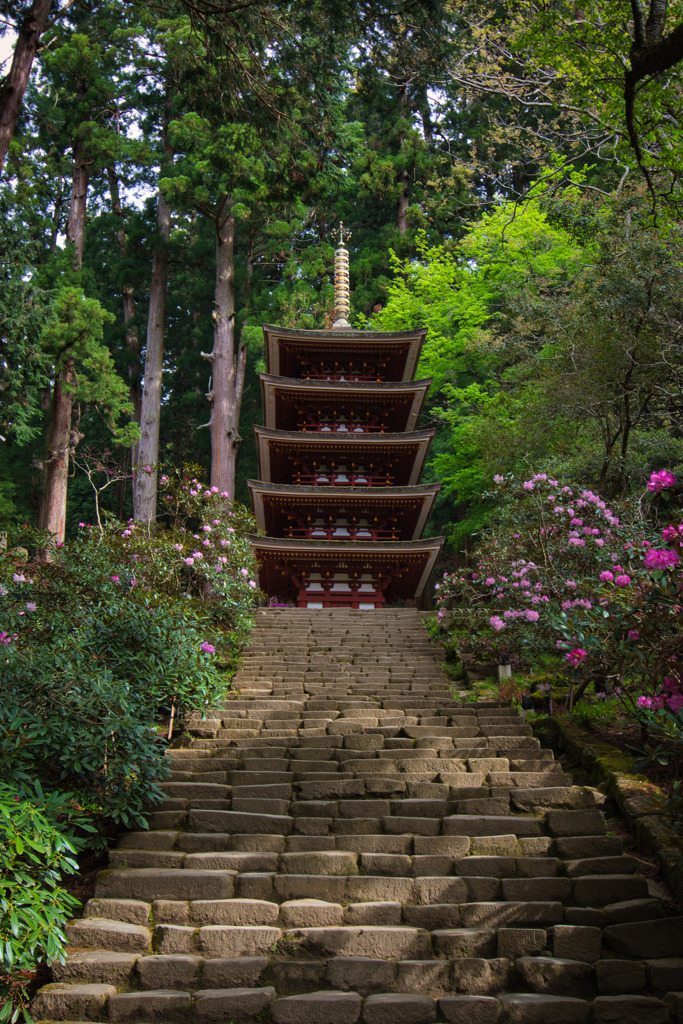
[1, 0, 682, 549]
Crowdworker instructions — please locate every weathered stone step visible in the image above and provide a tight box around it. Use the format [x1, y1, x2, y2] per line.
[33, 609, 682, 1023]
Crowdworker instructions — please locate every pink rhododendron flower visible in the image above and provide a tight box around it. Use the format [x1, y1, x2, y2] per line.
[493, 474, 504, 484]
[637, 695, 653, 708]
[184, 557, 194, 565]
[200, 642, 215, 654]
[644, 548, 680, 570]
[202, 525, 212, 532]
[25, 602, 36, 612]
[614, 574, 631, 586]
[490, 615, 506, 631]
[647, 469, 677, 492]
[599, 570, 614, 583]
[566, 648, 587, 667]
[110, 575, 120, 582]
[523, 481, 535, 491]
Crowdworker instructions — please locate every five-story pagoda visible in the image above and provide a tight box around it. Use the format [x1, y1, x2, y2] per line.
[248, 229, 443, 608]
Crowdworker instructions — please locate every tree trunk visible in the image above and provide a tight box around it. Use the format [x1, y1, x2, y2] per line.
[133, 155, 172, 523]
[38, 364, 75, 548]
[397, 83, 409, 235]
[0, 0, 52, 172]
[66, 133, 89, 269]
[207, 210, 245, 499]
[38, 125, 89, 548]
[108, 166, 141, 468]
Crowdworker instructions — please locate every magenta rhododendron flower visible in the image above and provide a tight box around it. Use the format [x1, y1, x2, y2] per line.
[200, 642, 215, 654]
[614, 574, 631, 586]
[644, 548, 680, 570]
[566, 648, 587, 667]
[647, 469, 677, 493]
[599, 570, 614, 583]
[637, 695, 653, 708]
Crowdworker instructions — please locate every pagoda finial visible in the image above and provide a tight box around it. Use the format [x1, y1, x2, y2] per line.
[332, 222, 351, 330]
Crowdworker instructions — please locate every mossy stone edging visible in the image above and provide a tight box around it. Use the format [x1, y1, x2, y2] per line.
[540, 715, 682, 906]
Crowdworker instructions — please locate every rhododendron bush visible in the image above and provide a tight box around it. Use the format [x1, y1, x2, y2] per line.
[0, 473, 262, 839]
[0, 476, 263, 1015]
[436, 471, 682, 713]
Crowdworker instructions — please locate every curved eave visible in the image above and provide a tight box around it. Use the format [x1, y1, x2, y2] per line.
[262, 323, 427, 382]
[248, 480, 441, 540]
[249, 535, 444, 600]
[260, 373, 431, 432]
[254, 425, 435, 486]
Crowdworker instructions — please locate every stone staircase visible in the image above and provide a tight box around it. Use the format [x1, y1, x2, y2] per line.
[33, 608, 683, 1024]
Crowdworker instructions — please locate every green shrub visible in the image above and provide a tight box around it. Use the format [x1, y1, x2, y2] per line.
[0, 784, 82, 1023]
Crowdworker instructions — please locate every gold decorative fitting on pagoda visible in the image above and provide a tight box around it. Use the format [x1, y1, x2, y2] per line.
[332, 223, 351, 330]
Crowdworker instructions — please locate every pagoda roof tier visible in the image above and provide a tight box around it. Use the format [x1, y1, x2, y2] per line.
[262, 324, 426, 382]
[260, 374, 431, 433]
[248, 480, 440, 541]
[254, 425, 435, 486]
[249, 535, 444, 603]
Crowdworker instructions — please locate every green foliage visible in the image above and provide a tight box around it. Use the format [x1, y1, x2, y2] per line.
[0, 785, 82, 1023]
[631, 705, 683, 774]
[43, 287, 137, 447]
[0, 482, 260, 838]
[366, 187, 683, 544]
[435, 471, 682, 714]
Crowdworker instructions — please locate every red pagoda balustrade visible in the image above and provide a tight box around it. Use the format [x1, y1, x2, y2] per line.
[293, 471, 395, 487]
[296, 580, 386, 609]
[287, 526, 399, 541]
[297, 421, 386, 434]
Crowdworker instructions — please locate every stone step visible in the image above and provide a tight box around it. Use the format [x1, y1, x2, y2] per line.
[33, 609, 681, 1023]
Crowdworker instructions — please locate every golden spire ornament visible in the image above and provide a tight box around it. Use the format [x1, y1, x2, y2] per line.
[332, 223, 351, 329]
